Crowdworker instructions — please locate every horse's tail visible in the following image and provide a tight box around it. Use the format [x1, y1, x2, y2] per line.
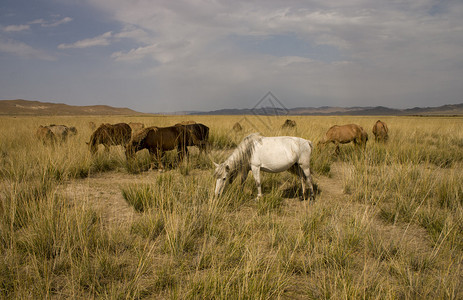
[308, 140, 314, 152]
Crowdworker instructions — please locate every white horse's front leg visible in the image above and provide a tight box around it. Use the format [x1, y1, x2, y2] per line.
[251, 165, 262, 198]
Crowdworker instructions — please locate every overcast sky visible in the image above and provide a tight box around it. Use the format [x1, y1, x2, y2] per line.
[1, 0, 462, 113]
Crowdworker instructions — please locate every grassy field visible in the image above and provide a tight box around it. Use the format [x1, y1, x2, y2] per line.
[1, 114, 462, 299]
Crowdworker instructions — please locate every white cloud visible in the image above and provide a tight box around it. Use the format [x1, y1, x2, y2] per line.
[2, 24, 30, 32]
[0, 38, 56, 61]
[113, 25, 150, 42]
[3, 17, 72, 33]
[98, 0, 462, 108]
[41, 17, 73, 27]
[24, 0, 463, 110]
[111, 40, 191, 63]
[111, 44, 157, 62]
[29, 19, 46, 25]
[29, 17, 73, 27]
[58, 31, 112, 49]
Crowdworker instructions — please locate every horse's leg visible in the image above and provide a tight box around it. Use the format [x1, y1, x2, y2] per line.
[184, 145, 189, 162]
[199, 143, 206, 155]
[203, 142, 210, 154]
[302, 165, 315, 201]
[334, 142, 340, 155]
[156, 149, 165, 171]
[178, 144, 188, 164]
[288, 164, 304, 199]
[251, 165, 262, 198]
[148, 149, 156, 170]
[296, 165, 307, 200]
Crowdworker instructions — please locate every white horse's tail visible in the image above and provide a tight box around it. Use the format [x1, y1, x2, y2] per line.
[307, 140, 313, 152]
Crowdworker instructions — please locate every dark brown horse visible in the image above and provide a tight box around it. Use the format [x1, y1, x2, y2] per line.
[175, 123, 209, 153]
[88, 123, 132, 154]
[125, 125, 198, 170]
[282, 119, 297, 128]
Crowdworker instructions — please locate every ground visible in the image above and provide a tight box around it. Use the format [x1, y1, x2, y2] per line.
[61, 161, 353, 228]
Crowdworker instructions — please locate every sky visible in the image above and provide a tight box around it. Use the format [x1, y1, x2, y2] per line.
[1, 0, 462, 113]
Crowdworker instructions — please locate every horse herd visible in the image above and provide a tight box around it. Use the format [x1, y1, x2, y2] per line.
[35, 119, 389, 200]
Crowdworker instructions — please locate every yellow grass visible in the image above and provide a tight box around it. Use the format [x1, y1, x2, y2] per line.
[0, 114, 462, 298]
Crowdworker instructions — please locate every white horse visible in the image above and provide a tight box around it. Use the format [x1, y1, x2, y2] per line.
[213, 133, 315, 200]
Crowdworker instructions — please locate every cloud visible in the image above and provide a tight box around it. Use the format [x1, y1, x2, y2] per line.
[111, 40, 191, 63]
[43, 16, 73, 27]
[0, 38, 56, 61]
[61, 0, 463, 109]
[2, 24, 30, 32]
[29, 19, 46, 25]
[58, 31, 113, 49]
[29, 16, 73, 27]
[113, 25, 150, 42]
[2, 17, 72, 33]
[91, 1, 463, 66]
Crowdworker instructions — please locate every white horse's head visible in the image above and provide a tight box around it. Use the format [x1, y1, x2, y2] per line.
[213, 162, 230, 197]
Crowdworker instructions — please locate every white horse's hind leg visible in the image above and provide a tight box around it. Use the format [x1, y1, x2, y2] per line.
[299, 170, 307, 200]
[302, 166, 315, 201]
[251, 165, 262, 198]
[288, 164, 309, 200]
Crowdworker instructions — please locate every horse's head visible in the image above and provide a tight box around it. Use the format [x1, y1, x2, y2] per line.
[87, 138, 98, 155]
[69, 126, 78, 135]
[213, 162, 230, 197]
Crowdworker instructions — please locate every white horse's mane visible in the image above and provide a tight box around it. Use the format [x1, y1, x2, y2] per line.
[215, 133, 263, 176]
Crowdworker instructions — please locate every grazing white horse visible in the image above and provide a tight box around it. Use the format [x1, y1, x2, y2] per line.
[214, 133, 315, 200]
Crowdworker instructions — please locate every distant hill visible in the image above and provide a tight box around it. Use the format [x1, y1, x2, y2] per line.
[1, 99, 462, 116]
[0, 99, 142, 116]
[194, 103, 463, 116]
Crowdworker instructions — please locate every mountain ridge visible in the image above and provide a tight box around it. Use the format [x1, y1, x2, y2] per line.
[193, 103, 463, 116]
[0, 99, 141, 116]
[1, 99, 462, 116]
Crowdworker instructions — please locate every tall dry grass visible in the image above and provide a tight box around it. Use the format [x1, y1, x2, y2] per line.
[0, 114, 462, 298]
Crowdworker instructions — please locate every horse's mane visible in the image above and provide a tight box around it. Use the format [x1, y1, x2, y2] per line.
[215, 133, 262, 176]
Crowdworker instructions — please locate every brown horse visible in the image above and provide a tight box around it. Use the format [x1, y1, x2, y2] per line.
[372, 120, 389, 142]
[88, 123, 132, 154]
[175, 123, 209, 153]
[319, 124, 368, 154]
[36, 124, 77, 144]
[128, 122, 145, 134]
[47, 124, 77, 142]
[36, 125, 55, 144]
[176, 120, 196, 125]
[232, 122, 243, 132]
[125, 125, 198, 170]
[88, 121, 96, 131]
[282, 119, 296, 128]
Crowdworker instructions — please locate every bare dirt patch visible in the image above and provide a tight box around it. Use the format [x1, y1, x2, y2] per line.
[61, 172, 150, 225]
[60, 162, 352, 226]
